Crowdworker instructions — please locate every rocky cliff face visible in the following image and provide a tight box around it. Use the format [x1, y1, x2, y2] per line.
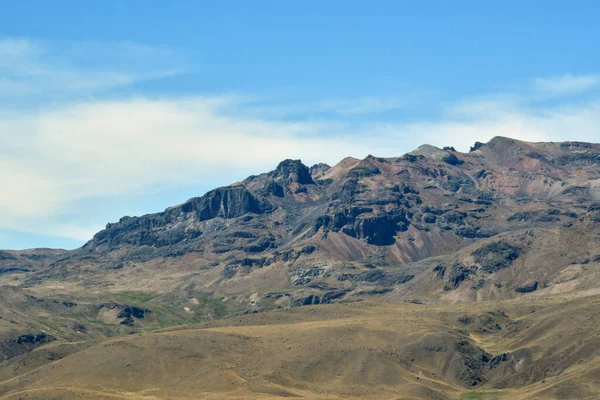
[7, 136, 600, 311]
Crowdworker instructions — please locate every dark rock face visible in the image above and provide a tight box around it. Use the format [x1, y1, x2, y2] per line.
[93, 226, 203, 248]
[555, 152, 600, 166]
[100, 303, 151, 326]
[472, 279, 486, 290]
[240, 257, 266, 268]
[349, 163, 381, 177]
[585, 207, 600, 224]
[472, 242, 521, 273]
[423, 213, 437, 224]
[421, 206, 451, 216]
[442, 211, 467, 225]
[443, 153, 465, 166]
[302, 295, 320, 305]
[292, 288, 351, 307]
[0, 267, 30, 275]
[345, 215, 409, 246]
[256, 160, 317, 197]
[441, 174, 476, 193]
[435, 263, 475, 290]
[0, 251, 16, 260]
[457, 313, 505, 333]
[117, 306, 150, 319]
[589, 203, 600, 212]
[515, 281, 538, 293]
[338, 269, 413, 286]
[222, 265, 238, 279]
[361, 288, 394, 295]
[457, 341, 488, 386]
[315, 208, 410, 246]
[300, 245, 317, 254]
[527, 152, 550, 163]
[261, 179, 285, 197]
[455, 226, 496, 239]
[488, 353, 509, 369]
[470, 141, 486, 152]
[560, 186, 588, 197]
[10, 332, 55, 345]
[321, 289, 351, 303]
[86, 185, 273, 251]
[0, 332, 56, 362]
[474, 169, 487, 179]
[269, 159, 315, 185]
[402, 154, 424, 163]
[243, 236, 276, 253]
[507, 210, 561, 223]
[453, 339, 511, 387]
[184, 186, 275, 221]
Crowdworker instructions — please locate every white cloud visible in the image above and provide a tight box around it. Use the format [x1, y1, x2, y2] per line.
[533, 74, 600, 96]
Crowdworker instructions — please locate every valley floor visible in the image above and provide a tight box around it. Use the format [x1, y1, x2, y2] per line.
[2, 292, 600, 400]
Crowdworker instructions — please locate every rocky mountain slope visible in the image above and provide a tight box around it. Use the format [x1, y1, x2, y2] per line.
[9, 137, 600, 305]
[2, 136, 600, 399]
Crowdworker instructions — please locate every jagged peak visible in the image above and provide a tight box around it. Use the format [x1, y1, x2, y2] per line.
[310, 162, 331, 169]
[309, 163, 331, 180]
[275, 159, 306, 169]
[269, 159, 314, 185]
[470, 141, 486, 152]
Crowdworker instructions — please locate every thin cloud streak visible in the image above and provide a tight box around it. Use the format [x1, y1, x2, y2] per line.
[533, 74, 600, 96]
[0, 38, 185, 100]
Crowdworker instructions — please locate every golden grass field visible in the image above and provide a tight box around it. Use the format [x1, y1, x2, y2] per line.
[2, 291, 600, 400]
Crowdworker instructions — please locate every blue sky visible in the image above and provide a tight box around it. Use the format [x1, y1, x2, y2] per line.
[1, 1, 600, 249]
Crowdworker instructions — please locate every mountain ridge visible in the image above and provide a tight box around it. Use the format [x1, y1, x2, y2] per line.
[2, 135, 600, 308]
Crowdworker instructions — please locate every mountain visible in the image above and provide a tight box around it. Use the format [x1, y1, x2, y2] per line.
[2, 136, 600, 399]
[13, 136, 600, 303]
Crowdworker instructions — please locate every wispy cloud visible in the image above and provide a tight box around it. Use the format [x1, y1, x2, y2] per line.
[533, 74, 600, 97]
[2, 38, 600, 245]
[0, 38, 184, 101]
[227, 95, 415, 120]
